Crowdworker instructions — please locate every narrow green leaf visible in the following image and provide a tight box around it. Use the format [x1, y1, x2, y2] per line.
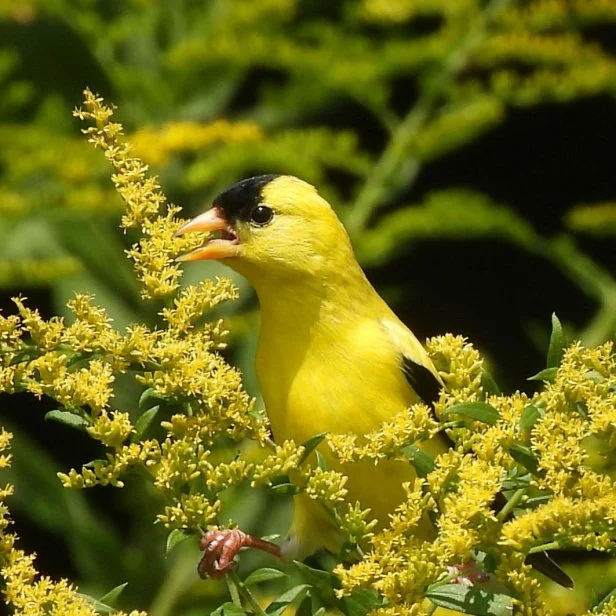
[519, 406, 542, 431]
[501, 477, 531, 491]
[341, 588, 383, 616]
[223, 606, 248, 616]
[520, 495, 551, 508]
[266, 584, 310, 616]
[99, 582, 128, 606]
[528, 367, 558, 382]
[78, 594, 115, 614]
[401, 445, 435, 477]
[315, 451, 329, 471]
[45, 410, 89, 430]
[294, 561, 338, 602]
[244, 568, 287, 586]
[426, 584, 515, 615]
[445, 402, 500, 425]
[133, 405, 160, 440]
[211, 602, 247, 616]
[298, 432, 328, 465]
[139, 387, 161, 408]
[594, 587, 616, 612]
[270, 482, 302, 496]
[509, 444, 540, 476]
[547, 313, 564, 368]
[295, 596, 313, 616]
[166, 529, 192, 554]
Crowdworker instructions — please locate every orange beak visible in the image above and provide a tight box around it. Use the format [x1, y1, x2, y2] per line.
[176, 208, 239, 261]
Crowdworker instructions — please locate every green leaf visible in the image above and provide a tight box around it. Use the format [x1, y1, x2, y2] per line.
[166, 529, 192, 554]
[509, 444, 540, 476]
[139, 387, 161, 408]
[45, 410, 89, 430]
[244, 567, 287, 586]
[78, 594, 115, 614]
[519, 406, 542, 431]
[266, 584, 310, 616]
[501, 476, 532, 491]
[481, 370, 500, 394]
[594, 587, 616, 612]
[211, 602, 248, 616]
[341, 588, 383, 616]
[528, 367, 558, 382]
[520, 495, 551, 508]
[401, 445, 435, 477]
[294, 561, 338, 602]
[270, 482, 302, 496]
[133, 405, 160, 441]
[98, 582, 128, 606]
[547, 313, 564, 368]
[315, 451, 329, 471]
[298, 432, 328, 465]
[295, 596, 313, 616]
[445, 402, 500, 425]
[426, 584, 515, 615]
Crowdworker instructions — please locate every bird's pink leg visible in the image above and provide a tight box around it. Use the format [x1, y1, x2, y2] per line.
[198, 529, 282, 579]
[446, 561, 490, 585]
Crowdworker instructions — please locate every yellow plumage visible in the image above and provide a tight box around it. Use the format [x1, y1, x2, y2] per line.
[179, 174, 448, 559]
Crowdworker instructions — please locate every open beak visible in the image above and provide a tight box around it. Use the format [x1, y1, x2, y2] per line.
[176, 207, 239, 261]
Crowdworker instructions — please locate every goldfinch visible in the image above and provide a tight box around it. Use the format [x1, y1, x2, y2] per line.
[178, 175, 571, 588]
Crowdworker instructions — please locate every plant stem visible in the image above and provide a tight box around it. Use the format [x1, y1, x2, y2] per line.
[346, 0, 512, 236]
[227, 570, 269, 616]
[581, 290, 616, 347]
[528, 541, 560, 555]
[497, 488, 526, 523]
[226, 573, 242, 607]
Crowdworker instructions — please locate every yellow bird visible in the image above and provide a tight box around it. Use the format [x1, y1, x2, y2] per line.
[178, 174, 571, 587]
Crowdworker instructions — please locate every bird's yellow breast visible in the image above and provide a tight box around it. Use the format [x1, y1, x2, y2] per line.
[257, 316, 415, 445]
[256, 311, 435, 556]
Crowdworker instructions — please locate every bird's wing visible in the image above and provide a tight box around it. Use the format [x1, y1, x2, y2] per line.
[380, 318, 442, 407]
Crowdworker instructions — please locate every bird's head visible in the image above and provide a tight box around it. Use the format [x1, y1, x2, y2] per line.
[177, 175, 356, 284]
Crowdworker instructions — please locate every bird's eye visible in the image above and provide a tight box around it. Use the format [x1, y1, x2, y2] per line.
[250, 204, 274, 226]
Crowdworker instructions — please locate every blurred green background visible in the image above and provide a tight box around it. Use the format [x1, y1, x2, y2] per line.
[0, 1, 615, 614]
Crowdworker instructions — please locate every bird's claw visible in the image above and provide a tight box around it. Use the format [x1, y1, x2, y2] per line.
[446, 561, 490, 586]
[198, 529, 281, 579]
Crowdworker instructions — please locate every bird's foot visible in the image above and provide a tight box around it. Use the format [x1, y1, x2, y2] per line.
[198, 529, 282, 579]
[447, 561, 490, 586]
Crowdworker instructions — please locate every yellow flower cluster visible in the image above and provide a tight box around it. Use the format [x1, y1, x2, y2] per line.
[0, 428, 147, 615]
[328, 403, 439, 464]
[74, 90, 205, 299]
[333, 335, 616, 613]
[131, 120, 264, 166]
[0, 91, 299, 542]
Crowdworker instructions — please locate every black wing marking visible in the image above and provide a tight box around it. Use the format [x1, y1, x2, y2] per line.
[401, 355, 441, 407]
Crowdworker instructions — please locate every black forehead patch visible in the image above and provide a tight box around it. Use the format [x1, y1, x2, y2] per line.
[213, 174, 279, 223]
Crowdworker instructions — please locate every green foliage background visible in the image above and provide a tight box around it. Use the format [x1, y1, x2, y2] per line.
[0, 1, 615, 614]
